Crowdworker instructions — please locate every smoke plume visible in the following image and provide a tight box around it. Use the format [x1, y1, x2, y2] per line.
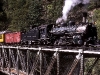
[56, 0, 90, 24]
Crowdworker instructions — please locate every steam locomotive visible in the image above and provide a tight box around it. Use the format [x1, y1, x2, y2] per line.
[50, 22, 97, 46]
[0, 12, 98, 46]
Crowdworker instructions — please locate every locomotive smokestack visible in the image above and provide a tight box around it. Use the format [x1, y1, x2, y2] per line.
[82, 12, 87, 23]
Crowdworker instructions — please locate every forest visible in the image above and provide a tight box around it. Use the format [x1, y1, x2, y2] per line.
[0, 0, 100, 36]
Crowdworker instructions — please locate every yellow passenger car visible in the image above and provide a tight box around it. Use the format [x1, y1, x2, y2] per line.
[0, 33, 4, 43]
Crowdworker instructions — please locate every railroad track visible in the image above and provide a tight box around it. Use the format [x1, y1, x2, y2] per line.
[1, 44, 100, 51]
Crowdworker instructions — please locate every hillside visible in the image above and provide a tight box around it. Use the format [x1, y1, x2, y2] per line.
[0, 0, 100, 32]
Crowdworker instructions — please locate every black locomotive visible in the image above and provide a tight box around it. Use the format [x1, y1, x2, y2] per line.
[21, 13, 97, 46]
[50, 22, 97, 46]
[21, 23, 97, 46]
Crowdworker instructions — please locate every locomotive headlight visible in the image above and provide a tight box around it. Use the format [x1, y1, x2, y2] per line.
[76, 25, 86, 33]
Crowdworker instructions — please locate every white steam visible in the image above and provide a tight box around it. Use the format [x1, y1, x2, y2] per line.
[56, 0, 90, 24]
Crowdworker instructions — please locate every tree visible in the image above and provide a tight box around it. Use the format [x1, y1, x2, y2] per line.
[4, 0, 29, 31]
[93, 9, 100, 39]
[0, 0, 8, 30]
[28, 0, 44, 27]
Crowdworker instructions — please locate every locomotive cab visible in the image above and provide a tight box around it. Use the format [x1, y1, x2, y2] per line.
[83, 23, 97, 45]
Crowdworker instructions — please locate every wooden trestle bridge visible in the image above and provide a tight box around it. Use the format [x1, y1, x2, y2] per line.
[0, 45, 100, 75]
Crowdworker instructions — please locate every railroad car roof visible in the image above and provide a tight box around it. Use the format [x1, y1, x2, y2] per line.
[0, 31, 11, 34]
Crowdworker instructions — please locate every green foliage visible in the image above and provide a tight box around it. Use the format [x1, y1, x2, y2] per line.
[28, 0, 44, 26]
[0, 0, 8, 30]
[93, 9, 100, 39]
[4, 0, 29, 31]
[84, 58, 100, 75]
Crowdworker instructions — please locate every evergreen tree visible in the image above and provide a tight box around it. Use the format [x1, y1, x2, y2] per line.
[0, 0, 8, 30]
[28, 0, 44, 27]
[6, 0, 29, 31]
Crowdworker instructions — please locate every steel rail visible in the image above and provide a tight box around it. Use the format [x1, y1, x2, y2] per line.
[0, 46, 100, 55]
